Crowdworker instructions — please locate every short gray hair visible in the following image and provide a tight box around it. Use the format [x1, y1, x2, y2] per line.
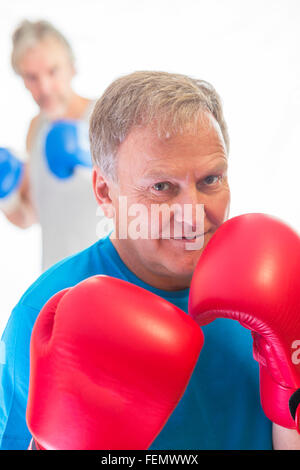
[89, 71, 229, 181]
[11, 19, 75, 74]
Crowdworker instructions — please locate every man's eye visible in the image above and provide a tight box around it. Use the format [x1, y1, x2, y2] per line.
[152, 182, 171, 192]
[49, 67, 58, 76]
[203, 175, 221, 185]
[25, 75, 37, 83]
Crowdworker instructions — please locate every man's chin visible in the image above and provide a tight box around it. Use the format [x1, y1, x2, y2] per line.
[160, 236, 206, 257]
[158, 242, 203, 280]
[39, 102, 66, 119]
[158, 264, 195, 289]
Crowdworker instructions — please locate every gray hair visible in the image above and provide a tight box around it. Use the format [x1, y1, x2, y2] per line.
[11, 19, 75, 74]
[89, 71, 229, 181]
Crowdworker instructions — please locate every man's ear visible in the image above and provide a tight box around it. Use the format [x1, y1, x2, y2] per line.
[92, 166, 115, 219]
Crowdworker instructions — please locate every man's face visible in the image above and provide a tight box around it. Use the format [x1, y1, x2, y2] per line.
[18, 38, 75, 118]
[96, 113, 230, 290]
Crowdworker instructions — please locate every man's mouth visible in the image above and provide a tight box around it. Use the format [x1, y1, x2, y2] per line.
[170, 231, 209, 241]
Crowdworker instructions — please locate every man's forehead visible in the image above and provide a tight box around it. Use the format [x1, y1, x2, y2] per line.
[126, 112, 224, 148]
[120, 116, 225, 161]
[142, 156, 228, 177]
[19, 38, 70, 69]
[135, 157, 227, 188]
[116, 126, 227, 185]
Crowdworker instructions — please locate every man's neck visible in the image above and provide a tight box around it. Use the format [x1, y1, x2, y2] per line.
[41, 92, 91, 121]
[62, 93, 91, 120]
[110, 236, 191, 292]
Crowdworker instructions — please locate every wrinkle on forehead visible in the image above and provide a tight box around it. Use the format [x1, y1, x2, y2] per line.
[126, 112, 225, 156]
[115, 112, 228, 187]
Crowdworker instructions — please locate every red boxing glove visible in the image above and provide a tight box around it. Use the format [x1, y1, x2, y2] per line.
[189, 213, 300, 431]
[26, 276, 203, 450]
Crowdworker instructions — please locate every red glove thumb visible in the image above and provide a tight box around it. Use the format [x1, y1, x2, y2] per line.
[27, 275, 203, 449]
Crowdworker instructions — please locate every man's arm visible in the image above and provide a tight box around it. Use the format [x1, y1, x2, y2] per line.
[0, 303, 37, 450]
[3, 163, 37, 228]
[273, 423, 300, 450]
[2, 117, 38, 228]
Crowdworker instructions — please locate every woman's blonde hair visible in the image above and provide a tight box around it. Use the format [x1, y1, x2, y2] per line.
[90, 71, 229, 181]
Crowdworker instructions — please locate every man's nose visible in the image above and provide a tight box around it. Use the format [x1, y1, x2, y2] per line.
[172, 187, 206, 231]
[38, 76, 52, 95]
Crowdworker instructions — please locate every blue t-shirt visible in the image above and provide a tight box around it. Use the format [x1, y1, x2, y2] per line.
[0, 235, 272, 450]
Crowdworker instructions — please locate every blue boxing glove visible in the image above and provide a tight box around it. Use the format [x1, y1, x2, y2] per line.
[0, 147, 24, 211]
[44, 120, 92, 179]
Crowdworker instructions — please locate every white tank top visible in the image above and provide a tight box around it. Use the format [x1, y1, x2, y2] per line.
[29, 101, 100, 271]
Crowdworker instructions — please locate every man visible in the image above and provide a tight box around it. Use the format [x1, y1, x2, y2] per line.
[3, 20, 98, 271]
[0, 71, 298, 449]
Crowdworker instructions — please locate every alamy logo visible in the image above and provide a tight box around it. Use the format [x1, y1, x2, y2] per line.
[291, 340, 300, 365]
[96, 197, 205, 251]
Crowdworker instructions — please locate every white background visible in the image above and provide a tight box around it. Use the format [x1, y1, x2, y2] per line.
[0, 0, 299, 335]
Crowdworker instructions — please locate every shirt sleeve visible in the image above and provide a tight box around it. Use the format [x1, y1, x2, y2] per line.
[0, 303, 39, 450]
